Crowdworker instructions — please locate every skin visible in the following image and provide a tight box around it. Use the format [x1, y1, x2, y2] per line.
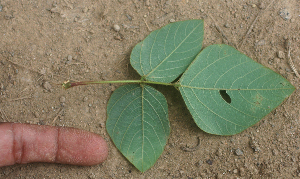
[0, 123, 108, 167]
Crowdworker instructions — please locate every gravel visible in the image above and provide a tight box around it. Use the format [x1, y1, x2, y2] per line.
[279, 8, 292, 20]
[235, 148, 244, 156]
[113, 24, 120, 32]
[60, 96, 66, 103]
[277, 51, 285, 59]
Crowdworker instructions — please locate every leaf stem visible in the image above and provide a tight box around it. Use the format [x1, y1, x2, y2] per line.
[62, 80, 175, 89]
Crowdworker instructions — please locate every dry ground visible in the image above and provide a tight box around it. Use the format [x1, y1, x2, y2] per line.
[0, 0, 300, 178]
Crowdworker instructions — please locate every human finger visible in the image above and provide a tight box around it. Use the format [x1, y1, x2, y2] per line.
[0, 123, 108, 167]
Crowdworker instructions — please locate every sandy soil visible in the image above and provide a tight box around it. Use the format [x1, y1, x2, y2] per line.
[0, 0, 299, 178]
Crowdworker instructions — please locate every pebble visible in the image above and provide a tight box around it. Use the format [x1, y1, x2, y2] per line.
[206, 159, 213, 165]
[249, 138, 260, 152]
[83, 96, 88, 102]
[215, 148, 222, 156]
[126, 14, 132, 21]
[0, 83, 4, 90]
[233, 169, 238, 174]
[43, 81, 53, 92]
[235, 148, 244, 156]
[268, 59, 273, 65]
[67, 55, 72, 61]
[255, 40, 265, 46]
[170, 19, 175, 23]
[145, 0, 150, 6]
[82, 7, 88, 13]
[277, 51, 285, 59]
[113, 24, 120, 32]
[258, 2, 265, 9]
[224, 23, 230, 28]
[40, 68, 46, 75]
[60, 96, 66, 103]
[272, 149, 278, 156]
[279, 8, 292, 20]
[239, 167, 245, 176]
[195, 160, 203, 167]
[33, 112, 40, 118]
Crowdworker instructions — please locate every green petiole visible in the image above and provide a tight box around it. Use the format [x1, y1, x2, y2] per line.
[62, 80, 177, 89]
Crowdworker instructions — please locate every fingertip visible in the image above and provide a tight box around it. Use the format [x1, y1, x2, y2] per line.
[56, 127, 109, 166]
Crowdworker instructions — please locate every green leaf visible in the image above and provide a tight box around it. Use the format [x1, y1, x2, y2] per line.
[106, 84, 170, 172]
[130, 19, 204, 83]
[179, 44, 295, 135]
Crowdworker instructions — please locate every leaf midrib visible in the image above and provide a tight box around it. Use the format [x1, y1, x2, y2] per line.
[144, 21, 202, 78]
[179, 86, 294, 91]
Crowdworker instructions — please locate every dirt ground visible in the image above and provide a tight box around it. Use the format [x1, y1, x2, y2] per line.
[0, 0, 299, 178]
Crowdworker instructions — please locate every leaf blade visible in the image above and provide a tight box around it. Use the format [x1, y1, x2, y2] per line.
[130, 19, 204, 83]
[179, 44, 295, 135]
[106, 84, 170, 172]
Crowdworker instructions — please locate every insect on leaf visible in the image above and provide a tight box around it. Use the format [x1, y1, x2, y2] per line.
[130, 19, 204, 83]
[106, 84, 170, 172]
[179, 44, 295, 135]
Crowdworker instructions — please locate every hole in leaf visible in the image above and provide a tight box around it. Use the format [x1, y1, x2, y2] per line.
[219, 90, 231, 104]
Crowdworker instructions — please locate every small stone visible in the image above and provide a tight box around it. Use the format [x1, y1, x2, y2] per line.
[195, 160, 203, 167]
[268, 59, 273, 65]
[67, 55, 72, 61]
[113, 24, 120, 32]
[60, 96, 66, 103]
[206, 159, 213, 165]
[224, 23, 230, 28]
[277, 51, 285, 59]
[88, 103, 92, 107]
[83, 96, 88, 102]
[279, 8, 292, 21]
[126, 14, 132, 21]
[272, 149, 279, 156]
[170, 19, 175, 23]
[239, 167, 245, 176]
[50, 7, 60, 13]
[200, 9, 204, 13]
[40, 68, 46, 75]
[43, 81, 53, 92]
[33, 112, 40, 118]
[249, 138, 260, 152]
[82, 7, 88, 13]
[145, 0, 150, 6]
[258, 2, 265, 9]
[114, 35, 122, 40]
[291, 18, 295, 23]
[255, 40, 265, 46]
[0, 83, 4, 90]
[235, 148, 244, 156]
[251, 4, 256, 8]
[233, 169, 238, 174]
[216, 148, 222, 156]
